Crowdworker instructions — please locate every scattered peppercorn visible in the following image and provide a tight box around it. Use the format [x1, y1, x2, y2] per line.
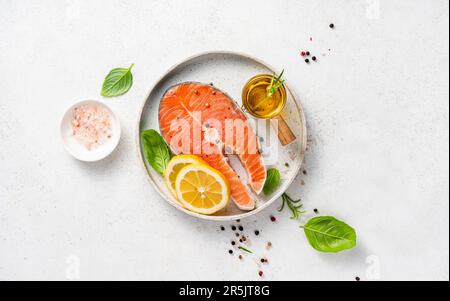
[312, 56, 317, 61]
[260, 258, 265, 263]
[238, 255, 243, 260]
[305, 58, 310, 63]
[355, 276, 360, 281]
[239, 239, 243, 243]
[329, 23, 334, 29]
[270, 215, 276, 222]
[228, 250, 233, 254]
[238, 225, 244, 231]
[241, 236, 246, 242]
[314, 208, 319, 214]
[236, 219, 240, 222]
[231, 225, 236, 231]
[285, 162, 290, 167]
[220, 226, 225, 231]
[301, 51, 306, 56]
[231, 241, 236, 246]
[235, 232, 240, 237]
[254, 230, 260, 236]
[258, 271, 264, 277]
[306, 51, 310, 56]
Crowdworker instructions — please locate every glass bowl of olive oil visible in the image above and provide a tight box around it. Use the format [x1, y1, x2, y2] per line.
[242, 74, 287, 119]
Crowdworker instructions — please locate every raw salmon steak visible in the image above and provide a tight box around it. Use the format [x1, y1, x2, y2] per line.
[159, 82, 266, 211]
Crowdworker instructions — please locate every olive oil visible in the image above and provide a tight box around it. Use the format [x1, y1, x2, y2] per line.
[242, 74, 286, 119]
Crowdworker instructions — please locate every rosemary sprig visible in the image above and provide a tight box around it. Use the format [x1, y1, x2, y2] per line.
[238, 246, 253, 253]
[279, 193, 306, 219]
[266, 69, 285, 97]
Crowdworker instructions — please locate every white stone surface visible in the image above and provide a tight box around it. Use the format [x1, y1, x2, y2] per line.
[0, 0, 448, 281]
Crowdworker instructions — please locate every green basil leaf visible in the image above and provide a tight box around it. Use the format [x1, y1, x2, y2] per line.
[263, 168, 281, 195]
[301, 216, 357, 253]
[101, 64, 134, 97]
[141, 129, 170, 175]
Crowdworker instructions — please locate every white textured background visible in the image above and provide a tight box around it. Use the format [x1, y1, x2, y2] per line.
[0, 0, 448, 281]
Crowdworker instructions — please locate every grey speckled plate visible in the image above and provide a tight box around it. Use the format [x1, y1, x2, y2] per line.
[137, 51, 306, 221]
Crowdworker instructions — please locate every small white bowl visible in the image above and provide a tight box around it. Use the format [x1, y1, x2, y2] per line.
[61, 100, 121, 162]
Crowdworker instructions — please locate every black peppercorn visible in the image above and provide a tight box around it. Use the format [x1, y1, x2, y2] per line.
[306, 51, 310, 56]
[228, 250, 233, 254]
[220, 226, 225, 231]
[231, 225, 236, 231]
[231, 241, 236, 246]
[329, 23, 334, 28]
[305, 58, 310, 63]
[312, 56, 317, 61]
[238, 225, 243, 231]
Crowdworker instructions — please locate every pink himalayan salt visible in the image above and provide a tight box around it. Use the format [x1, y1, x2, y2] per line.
[72, 104, 112, 150]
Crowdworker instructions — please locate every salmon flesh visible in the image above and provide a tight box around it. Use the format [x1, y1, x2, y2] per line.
[159, 82, 266, 211]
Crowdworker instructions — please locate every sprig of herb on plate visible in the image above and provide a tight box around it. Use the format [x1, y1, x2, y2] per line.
[279, 193, 306, 219]
[238, 246, 253, 253]
[101, 64, 134, 97]
[141, 129, 171, 175]
[266, 69, 285, 98]
[262, 168, 305, 219]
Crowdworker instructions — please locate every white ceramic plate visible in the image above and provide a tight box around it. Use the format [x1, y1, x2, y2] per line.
[137, 51, 306, 221]
[61, 100, 121, 162]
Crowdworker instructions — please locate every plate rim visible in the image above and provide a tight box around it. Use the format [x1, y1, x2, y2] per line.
[136, 50, 307, 221]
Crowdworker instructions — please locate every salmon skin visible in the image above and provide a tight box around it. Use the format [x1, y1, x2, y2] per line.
[159, 82, 266, 211]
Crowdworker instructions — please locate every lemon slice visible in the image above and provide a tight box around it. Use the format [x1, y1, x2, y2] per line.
[164, 155, 205, 198]
[175, 163, 230, 215]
